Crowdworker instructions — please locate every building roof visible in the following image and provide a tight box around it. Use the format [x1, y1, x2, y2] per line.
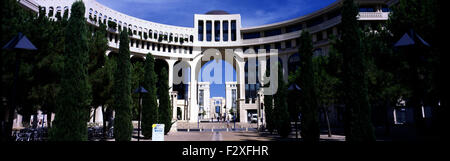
[205, 10, 230, 15]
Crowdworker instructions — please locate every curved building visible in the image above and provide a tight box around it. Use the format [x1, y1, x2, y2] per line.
[18, 0, 392, 128]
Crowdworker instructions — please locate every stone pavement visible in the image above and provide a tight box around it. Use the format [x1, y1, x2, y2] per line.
[128, 130, 346, 141]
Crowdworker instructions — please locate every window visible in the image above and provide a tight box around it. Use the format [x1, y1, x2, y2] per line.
[328, 9, 341, 19]
[264, 44, 271, 53]
[394, 107, 406, 124]
[223, 21, 229, 41]
[214, 21, 220, 41]
[275, 42, 281, 50]
[243, 32, 260, 39]
[232, 89, 237, 110]
[199, 90, 204, 111]
[254, 45, 260, 54]
[316, 32, 323, 41]
[360, 7, 375, 12]
[286, 23, 302, 33]
[307, 17, 323, 28]
[264, 29, 281, 37]
[285, 40, 292, 49]
[382, 6, 390, 12]
[206, 21, 212, 42]
[231, 20, 237, 41]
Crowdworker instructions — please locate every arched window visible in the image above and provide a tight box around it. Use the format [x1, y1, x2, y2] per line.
[55, 6, 62, 19]
[40, 7, 46, 15]
[149, 29, 153, 39]
[190, 35, 194, 42]
[48, 7, 54, 17]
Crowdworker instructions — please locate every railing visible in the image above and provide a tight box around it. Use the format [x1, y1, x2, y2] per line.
[241, 15, 341, 46]
[358, 12, 389, 20]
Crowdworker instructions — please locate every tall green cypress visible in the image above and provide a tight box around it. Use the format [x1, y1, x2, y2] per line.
[263, 94, 274, 133]
[340, 0, 375, 141]
[158, 67, 172, 134]
[273, 63, 290, 138]
[298, 31, 320, 142]
[142, 53, 158, 138]
[49, 1, 91, 141]
[113, 29, 133, 141]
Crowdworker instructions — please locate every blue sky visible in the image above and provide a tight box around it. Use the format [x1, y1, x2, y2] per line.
[96, 0, 337, 28]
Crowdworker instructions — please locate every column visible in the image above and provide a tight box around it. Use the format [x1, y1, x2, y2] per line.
[238, 61, 246, 101]
[189, 58, 201, 122]
[212, 20, 215, 42]
[203, 20, 207, 43]
[166, 59, 177, 92]
[220, 20, 223, 42]
[228, 20, 232, 43]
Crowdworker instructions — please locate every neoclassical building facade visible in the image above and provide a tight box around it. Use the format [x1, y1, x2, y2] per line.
[17, 0, 392, 129]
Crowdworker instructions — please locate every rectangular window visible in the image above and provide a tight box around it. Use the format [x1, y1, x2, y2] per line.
[307, 17, 323, 28]
[232, 89, 236, 109]
[198, 20, 203, 41]
[317, 32, 323, 41]
[214, 20, 220, 42]
[243, 32, 260, 39]
[264, 29, 282, 37]
[199, 90, 204, 111]
[286, 23, 302, 33]
[254, 45, 260, 54]
[285, 40, 292, 49]
[223, 21, 229, 41]
[206, 21, 212, 42]
[359, 7, 375, 12]
[275, 42, 281, 50]
[264, 44, 271, 53]
[231, 20, 236, 41]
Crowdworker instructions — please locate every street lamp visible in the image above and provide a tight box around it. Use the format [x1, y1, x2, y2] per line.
[134, 86, 148, 141]
[2, 32, 37, 140]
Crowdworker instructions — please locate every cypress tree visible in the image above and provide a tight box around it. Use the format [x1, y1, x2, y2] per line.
[113, 29, 133, 141]
[273, 63, 291, 138]
[298, 31, 320, 142]
[49, 1, 91, 141]
[142, 53, 158, 138]
[340, 0, 375, 141]
[158, 67, 172, 134]
[263, 94, 274, 134]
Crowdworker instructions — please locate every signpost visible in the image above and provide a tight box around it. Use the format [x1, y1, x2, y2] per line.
[152, 124, 165, 141]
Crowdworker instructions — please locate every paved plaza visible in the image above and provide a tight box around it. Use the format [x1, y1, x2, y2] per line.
[128, 130, 345, 141]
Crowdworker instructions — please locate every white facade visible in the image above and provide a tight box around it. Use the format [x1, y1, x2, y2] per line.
[17, 0, 390, 128]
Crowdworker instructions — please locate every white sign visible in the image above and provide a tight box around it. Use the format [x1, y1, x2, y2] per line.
[152, 124, 164, 141]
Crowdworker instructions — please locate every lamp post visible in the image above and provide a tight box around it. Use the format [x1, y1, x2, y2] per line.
[394, 29, 430, 135]
[134, 86, 148, 141]
[2, 32, 37, 141]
